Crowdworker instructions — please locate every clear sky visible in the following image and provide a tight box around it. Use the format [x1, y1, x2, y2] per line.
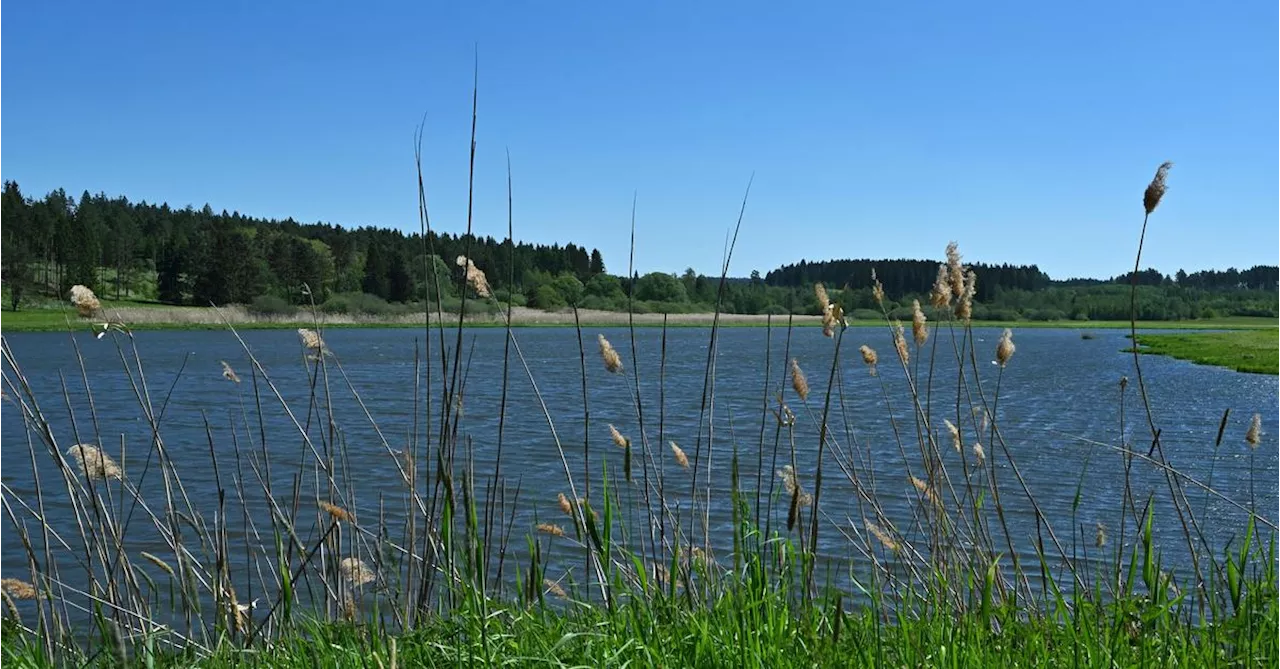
[3, 1, 1276, 280]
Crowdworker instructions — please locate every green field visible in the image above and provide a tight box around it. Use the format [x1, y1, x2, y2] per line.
[1133, 328, 1280, 374]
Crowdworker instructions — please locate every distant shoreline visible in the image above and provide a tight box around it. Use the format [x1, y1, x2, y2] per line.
[1, 304, 1275, 333]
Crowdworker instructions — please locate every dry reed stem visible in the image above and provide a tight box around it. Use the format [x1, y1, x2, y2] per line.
[996, 328, 1016, 367]
[67, 444, 123, 481]
[319, 501, 353, 523]
[670, 441, 689, 468]
[455, 255, 492, 298]
[1246, 413, 1261, 448]
[1, 578, 37, 600]
[341, 595, 358, 622]
[1144, 162, 1173, 214]
[69, 285, 101, 318]
[598, 334, 623, 374]
[911, 299, 928, 346]
[339, 557, 376, 586]
[1, 591, 18, 623]
[220, 360, 241, 383]
[790, 359, 809, 401]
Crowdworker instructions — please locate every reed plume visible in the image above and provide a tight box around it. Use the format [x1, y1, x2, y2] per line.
[298, 328, 327, 353]
[69, 284, 101, 318]
[455, 255, 492, 298]
[544, 579, 567, 598]
[777, 465, 813, 507]
[946, 242, 965, 298]
[1, 591, 18, 623]
[319, 501, 354, 524]
[871, 269, 885, 306]
[790, 359, 809, 401]
[892, 320, 909, 365]
[859, 345, 878, 376]
[944, 419, 961, 452]
[1144, 162, 1173, 214]
[910, 475, 941, 509]
[930, 265, 951, 309]
[1246, 413, 1262, 448]
[220, 360, 241, 383]
[996, 328, 1016, 367]
[1, 578, 37, 600]
[972, 442, 985, 465]
[598, 334, 624, 374]
[670, 441, 689, 468]
[557, 493, 573, 516]
[67, 444, 123, 481]
[339, 557, 376, 586]
[608, 424, 628, 449]
[536, 523, 565, 537]
[911, 299, 928, 346]
[956, 270, 976, 322]
[139, 552, 175, 577]
[866, 521, 900, 552]
[816, 282, 839, 337]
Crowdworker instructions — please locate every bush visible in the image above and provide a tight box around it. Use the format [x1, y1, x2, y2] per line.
[248, 294, 298, 317]
[849, 309, 881, 321]
[530, 285, 567, 310]
[321, 292, 393, 316]
[757, 304, 790, 315]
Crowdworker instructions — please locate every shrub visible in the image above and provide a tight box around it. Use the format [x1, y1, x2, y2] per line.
[248, 294, 298, 317]
[757, 304, 790, 315]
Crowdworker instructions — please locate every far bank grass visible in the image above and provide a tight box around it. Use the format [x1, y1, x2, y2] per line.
[1133, 328, 1279, 374]
[2, 302, 1276, 333]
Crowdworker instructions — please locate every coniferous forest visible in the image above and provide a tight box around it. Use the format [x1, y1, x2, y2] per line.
[2, 181, 1276, 321]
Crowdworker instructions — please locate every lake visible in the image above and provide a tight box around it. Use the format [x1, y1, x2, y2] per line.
[2, 324, 1276, 618]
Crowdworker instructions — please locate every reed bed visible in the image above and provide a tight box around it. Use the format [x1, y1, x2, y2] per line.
[1, 143, 1275, 668]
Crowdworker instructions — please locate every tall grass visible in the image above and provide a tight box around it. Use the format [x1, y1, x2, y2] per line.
[1, 131, 1275, 667]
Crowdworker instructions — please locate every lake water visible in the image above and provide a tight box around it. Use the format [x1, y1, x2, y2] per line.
[2, 324, 1276, 617]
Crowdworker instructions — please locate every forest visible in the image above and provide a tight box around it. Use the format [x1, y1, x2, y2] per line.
[2, 181, 1276, 321]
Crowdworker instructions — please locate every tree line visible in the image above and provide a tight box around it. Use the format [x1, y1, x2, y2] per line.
[1, 181, 1275, 321]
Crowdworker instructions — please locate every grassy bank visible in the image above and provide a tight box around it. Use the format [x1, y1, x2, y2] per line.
[1133, 328, 1279, 374]
[2, 301, 1276, 332]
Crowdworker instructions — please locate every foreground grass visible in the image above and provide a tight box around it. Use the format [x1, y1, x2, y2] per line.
[5, 578, 1276, 668]
[1134, 328, 1279, 374]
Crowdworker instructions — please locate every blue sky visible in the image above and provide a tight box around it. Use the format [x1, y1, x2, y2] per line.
[3, 1, 1276, 280]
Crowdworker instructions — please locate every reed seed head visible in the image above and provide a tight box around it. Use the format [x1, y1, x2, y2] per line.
[597, 334, 624, 374]
[670, 441, 689, 468]
[139, 552, 175, 577]
[996, 328, 1016, 367]
[1143, 161, 1173, 215]
[790, 358, 810, 401]
[871, 269, 885, 306]
[67, 444, 123, 481]
[319, 501, 353, 524]
[556, 493, 573, 516]
[1095, 522, 1107, 548]
[1246, 413, 1262, 448]
[297, 328, 327, 352]
[220, 360, 241, 383]
[955, 270, 977, 321]
[814, 283, 830, 312]
[1, 591, 19, 623]
[536, 523, 565, 537]
[946, 242, 965, 298]
[1, 578, 37, 600]
[859, 345, 878, 376]
[930, 265, 951, 309]
[910, 475, 941, 509]
[608, 424, 628, 449]
[892, 320, 909, 365]
[544, 578, 567, 598]
[911, 300, 928, 346]
[455, 255, 492, 298]
[338, 557, 376, 587]
[777, 465, 813, 506]
[69, 284, 101, 318]
[972, 442, 986, 465]
[865, 521, 900, 552]
[944, 419, 961, 452]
